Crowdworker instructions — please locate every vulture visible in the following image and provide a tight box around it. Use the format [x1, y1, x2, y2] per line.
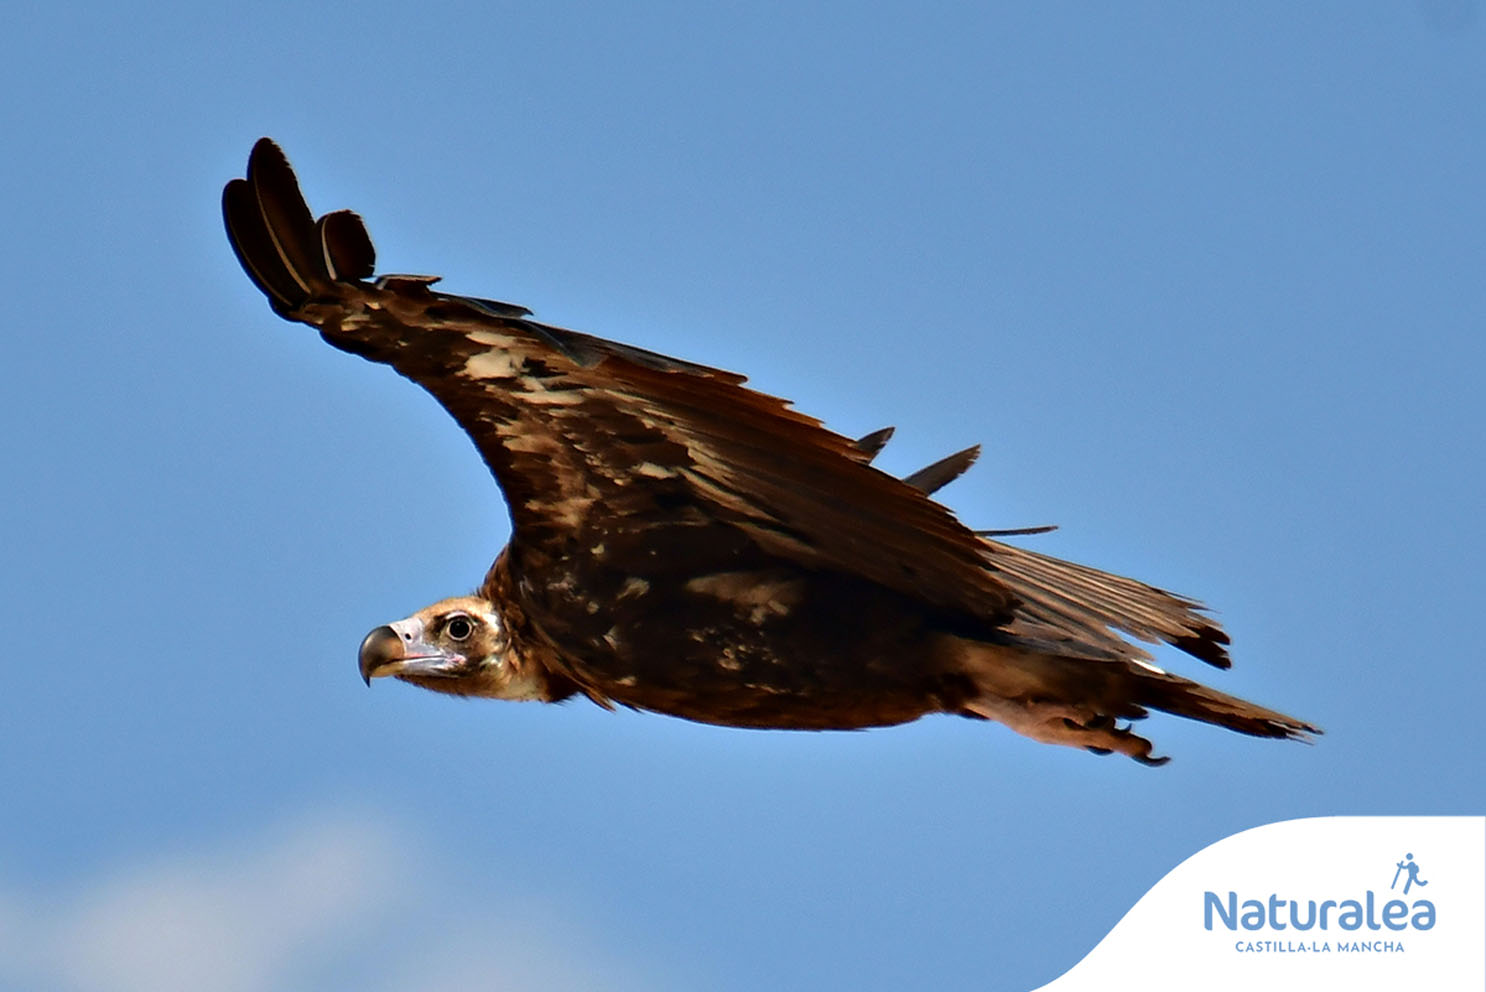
[223, 138, 1317, 764]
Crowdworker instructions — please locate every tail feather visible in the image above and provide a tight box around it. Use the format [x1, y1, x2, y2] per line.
[952, 637, 1319, 765]
[1132, 668, 1316, 741]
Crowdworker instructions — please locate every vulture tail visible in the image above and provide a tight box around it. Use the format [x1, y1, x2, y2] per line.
[950, 638, 1320, 765]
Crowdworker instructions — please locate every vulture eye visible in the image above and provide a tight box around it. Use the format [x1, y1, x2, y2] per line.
[443, 615, 475, 641]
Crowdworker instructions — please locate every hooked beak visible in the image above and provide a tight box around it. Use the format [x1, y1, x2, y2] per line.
[357, 619, 464, 685]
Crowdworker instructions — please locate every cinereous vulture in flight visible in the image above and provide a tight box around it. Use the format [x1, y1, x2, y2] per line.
[223, 139, 1316, 764]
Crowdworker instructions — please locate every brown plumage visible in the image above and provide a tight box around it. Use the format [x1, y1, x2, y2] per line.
[224, 138, 1318, 764]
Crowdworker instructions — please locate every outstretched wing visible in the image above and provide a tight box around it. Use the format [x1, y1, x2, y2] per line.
[223, 138, 1236, 670]
[223, 138, 1018, 623]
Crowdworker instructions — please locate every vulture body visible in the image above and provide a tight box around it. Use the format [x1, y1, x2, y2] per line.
[223, 139, 1316, 763]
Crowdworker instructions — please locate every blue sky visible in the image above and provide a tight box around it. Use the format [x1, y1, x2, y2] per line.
[2, 3, 1482, 989]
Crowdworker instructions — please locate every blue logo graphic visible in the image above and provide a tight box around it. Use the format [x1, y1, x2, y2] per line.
[1203, 849, 1439, 939]
[1392, 853, 1429, 896]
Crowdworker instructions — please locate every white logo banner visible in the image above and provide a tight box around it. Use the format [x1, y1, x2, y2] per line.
[1037, 816, 1485, 991]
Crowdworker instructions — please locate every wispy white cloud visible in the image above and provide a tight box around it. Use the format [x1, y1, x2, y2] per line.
[0, 811, 655, 992]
